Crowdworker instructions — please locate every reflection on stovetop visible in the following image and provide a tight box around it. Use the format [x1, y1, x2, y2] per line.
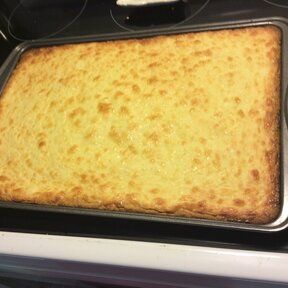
[263, 0, 288, 9]
[1, 0, 288, 40]
[0, 0, 287, 252]
[110, 0, 210, 32]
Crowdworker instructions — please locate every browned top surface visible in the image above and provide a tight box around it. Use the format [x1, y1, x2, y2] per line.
[0, 26, 281, 223]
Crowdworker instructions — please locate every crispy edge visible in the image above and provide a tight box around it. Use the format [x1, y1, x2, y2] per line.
[256, 25, 281, 224]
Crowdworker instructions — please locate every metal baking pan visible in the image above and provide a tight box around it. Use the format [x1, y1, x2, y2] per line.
[0, 17, 287, 232]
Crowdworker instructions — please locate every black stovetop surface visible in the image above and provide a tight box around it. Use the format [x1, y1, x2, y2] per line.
[0, 0, 287, 253]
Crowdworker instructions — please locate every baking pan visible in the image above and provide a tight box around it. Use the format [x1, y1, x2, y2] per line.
[0, 17, 287, 232]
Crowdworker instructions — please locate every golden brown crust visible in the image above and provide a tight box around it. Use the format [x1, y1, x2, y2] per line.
[0, 25, 281, 224]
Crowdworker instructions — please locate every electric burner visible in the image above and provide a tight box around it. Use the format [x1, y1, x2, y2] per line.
[110, 0, 209, 31]
[7, 0, 87, 40]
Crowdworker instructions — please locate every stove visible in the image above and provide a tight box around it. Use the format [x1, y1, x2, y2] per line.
[0, 0, 287, 287]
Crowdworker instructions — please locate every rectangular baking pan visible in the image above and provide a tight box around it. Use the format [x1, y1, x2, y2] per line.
[0, 17, 287, 232]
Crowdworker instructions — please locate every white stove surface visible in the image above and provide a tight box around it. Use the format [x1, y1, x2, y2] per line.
[0, 231, 287, 284]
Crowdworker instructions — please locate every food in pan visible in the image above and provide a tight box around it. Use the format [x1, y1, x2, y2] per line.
[0, 26, 280, 223]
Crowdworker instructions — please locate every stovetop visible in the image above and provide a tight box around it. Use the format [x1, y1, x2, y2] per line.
[0, 0, 288, 253]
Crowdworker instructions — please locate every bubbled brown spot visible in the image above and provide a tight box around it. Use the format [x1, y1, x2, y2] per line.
[251, 169, 260, 181]
[0, 176, 8, 181]
[98, 103, 111, 114]
[38, 141, 46, 149]
[145, 132, 159, 143]
[149, 189, 159, 194]
[237, 109, 245, 118]
[68, 145, 78, 154]
[233, 199, 245, 207]
[155, 197, 165, 206]
[147, 76, 158, 84]
[131, 84, 140, 93]
[69, 107, 86, 118]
